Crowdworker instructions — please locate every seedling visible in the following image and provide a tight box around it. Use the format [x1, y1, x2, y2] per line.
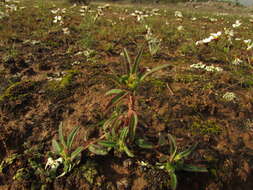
[156, 134, 207, 190]
[88, 47, 170, 157]
[48, 122, 84, 178]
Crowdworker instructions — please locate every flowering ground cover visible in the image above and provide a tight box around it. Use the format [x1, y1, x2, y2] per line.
[0, 0, 253, 189]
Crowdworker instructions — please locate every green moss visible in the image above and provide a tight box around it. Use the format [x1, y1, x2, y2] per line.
[79, 160, 98, 185]
[0, 81, 38, 103]
[190, 120, 222, 135]
[175, 73, 202, 83]
[13, 168, 31, 181]
[45, 70, 80, 100]
[0, 153, 20, 173]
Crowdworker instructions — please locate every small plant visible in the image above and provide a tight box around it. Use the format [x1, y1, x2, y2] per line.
[145, 26, 162, 56]
[88, 47, 169, 157]
[47, 123, 84, 178]
[156, 134, 207, 190]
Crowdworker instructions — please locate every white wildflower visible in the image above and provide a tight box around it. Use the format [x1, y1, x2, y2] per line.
[210, 18, 218, 22]
[174, 11, 183, 18]
[177, 25, 184, 31]
[62, 27, 70, 35]
[190, 62, 206, 69]
[210, 31, 222, 40]
[53, 15, 62, 24]
[45, 157, 63, 170]
[232, 58, 243, 65]
[222, 92, 237, 102]
[190, 62, 223, 72]
[205, 65, 223, 72]
[232, 20, 241, 28]
[244, 39, 253, 51]
[51, 8, 60, 14]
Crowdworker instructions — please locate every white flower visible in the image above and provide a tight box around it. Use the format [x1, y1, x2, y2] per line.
[244, 39, 253, 51]
[232, 58, 243, 65]
[191, 17, 197, 21]
[177, 25, 184, 31]
[232, 20, 241, 28]
[210, 31, 222, 40]
[61, 8, 66, 13]
[53, 15, 62, 23]
[51, 8, 60, 14]
[224, 28, 234, 37]
[222, 92, 237, 102]
[62, 27, 70, 35]
[190, 62, 206, 69]
[174, 11, 183, 18]
[45, 157, 63, 170]
[190, 62, 223, 72]
[205, 65, 223, 72]
[210, 18, 218, 22]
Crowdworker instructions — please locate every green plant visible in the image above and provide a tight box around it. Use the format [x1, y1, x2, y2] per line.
[49, 122, 84, 178]
[156, 134, 207, 190]
[88, 47, 169, 157]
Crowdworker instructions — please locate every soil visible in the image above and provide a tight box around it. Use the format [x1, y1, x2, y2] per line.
[0, 0, 253, 190]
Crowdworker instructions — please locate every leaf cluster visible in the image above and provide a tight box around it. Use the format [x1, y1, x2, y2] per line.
[51, 123, 84, 177]
[156, 134, 208, 190]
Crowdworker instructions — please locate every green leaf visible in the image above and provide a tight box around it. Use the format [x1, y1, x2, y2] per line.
[52, 140, 63, 154]
[123, 145, 134, 157]
[103, 113, 119, 130]
[140, 64, 170, 81]
[182, 164, 208, 173]
[106, 92, 128, 111]
[174, 144, 197, 161]
[98, 141, 117, 148]
[123, 48, 131, 74]
[132, 46, 144, 74]
[168, 134, 177, 160]
[136, 138, 154, 149]
[88, 144, 109, 155]
[59, 122, 67, 148]
[129, 112, 138, 140]
[67, 126, 80, 149]
[169, 172, 178, 190]
[119, 127, 129, 140]
[70, 146, 84, 161]
[105, 89, 124, 96]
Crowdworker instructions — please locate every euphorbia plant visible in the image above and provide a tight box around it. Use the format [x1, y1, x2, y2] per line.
[88, 46, 170, 157]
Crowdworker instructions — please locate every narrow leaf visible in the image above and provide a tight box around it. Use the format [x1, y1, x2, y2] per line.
[123, 48, 131, 74]
[67, 126, 80, 149]
[52, 140, 63, 154]
[123, 145, 134, 157]
[169, 172, 178, 190]
[174, 144, 197, 161]
[182, 164, 208, 173]
[136, 138, 154, 149]
[106, 92, 128, 111]
[132, 46, 144, 74]
[59, 122, 67, 148]
[168, 134, 177, 160]
[88, 144, 109, 155]
[105, 89, 124, 96]
[140, 64, 170, 81]
[129, 112, 138, 140]
[70, 146, 84, 161]
[98, 141, 117, 148]
[120, 127, 129, 140]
